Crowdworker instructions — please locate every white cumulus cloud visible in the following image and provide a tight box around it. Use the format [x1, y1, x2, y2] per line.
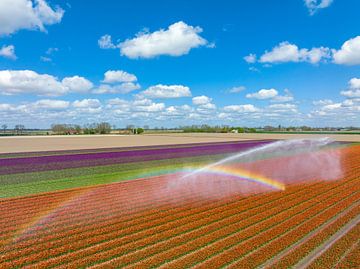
[73, 99, 101, 109]
[333, 36, 360, 65]
[0, 70, 92, 96]
[98, 34, 117, 49]
[223, 104, 259, 113]
[243, 54, 256, 63]
[61, 76, 93, 93]
[246, 88, 278, 99]
[140, 84, 191, 99]
[229, 86, 246, 93]
[0, 45, 17, 60]
[93, 83, 140, 94]
[259, 42, 331, 64]
[34, 99, 70, 109]
[119, 21, 209, 59]
[0, 0, 64, 36]
[192, 95, 212, 105]
[102, 70, 137, 83]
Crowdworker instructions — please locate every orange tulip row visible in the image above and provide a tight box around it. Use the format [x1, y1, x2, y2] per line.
[307, 220, 360, 268]
[161, 181, 358, 269]
[89, 183, 326, 269]
[225, 190, 360, 268]
[335, 239, 360, 269]
[14, 182, 308, 268]
[269, 200, 360, 268]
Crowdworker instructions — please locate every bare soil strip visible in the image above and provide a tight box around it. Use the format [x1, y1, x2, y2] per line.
[0, 133, 359, 153]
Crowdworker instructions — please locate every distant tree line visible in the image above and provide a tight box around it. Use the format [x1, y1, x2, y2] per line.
[180, 125, 256, 133]
[51, 122, 112, 135]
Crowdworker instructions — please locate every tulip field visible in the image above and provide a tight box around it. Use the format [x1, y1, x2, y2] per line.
[0, 139, 359, 268]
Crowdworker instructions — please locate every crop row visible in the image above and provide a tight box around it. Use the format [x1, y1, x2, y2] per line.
[266, 201, 360, 268]
[146, 185, 359, 269]
[0, 180, 313, 267]
[49, 178, 355, 268]
[335, 239, 360, 269]
[0, 182, 224, 247]
[0, 176, 173, 231]
[306, 218, 360, 268]
[0, 141, 267, 175]
[223, 190, 360, 268]
[0, 141, 255, 159]
[2, 171, 318, 247]
[2, 168, 358, 266]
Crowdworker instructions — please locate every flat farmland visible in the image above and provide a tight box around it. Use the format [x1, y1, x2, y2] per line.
[0, 132, 359, 153]
[0, 139, 359, 268]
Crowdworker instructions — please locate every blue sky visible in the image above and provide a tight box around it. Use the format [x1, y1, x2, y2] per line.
[0, 0, 359, 128]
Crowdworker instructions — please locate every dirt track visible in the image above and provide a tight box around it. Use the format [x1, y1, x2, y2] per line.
[0, 133, 359, 153]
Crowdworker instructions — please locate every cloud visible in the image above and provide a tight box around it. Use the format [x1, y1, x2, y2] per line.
[271, 89, 294, 103]
[333, 36, 360, 65]
[33, 99, 70, 109]
[40, 47, 58, 62]
[223, 104, 259, 113]
[73, 99, 101, 109]
[0, 70, 66, 96]
[140, 84, 191, 99]
[304, 0, 333, 15]
[340, 77, 360, 98]
[118, 21, 209, 58]
[103, 70, 137, 83]
[192, 95, 212, 105]
[0, 70, 92, 96]
[243, 54, 256, 63]
[62, 76, 93, 93]
[229, 86, 246, 93]
[313, 99, 333, 106]
[246, 88, 278, 99]
[192, 95, 216, 113]
[93, 82, 140, 94]
[98, 34, 117, 49]
[0, 0, 64, 36]
[349, 78, 360, 89]
[269, 103, 297, 113]
[259, 42, 331, 64]
[0, 45, 17, 60]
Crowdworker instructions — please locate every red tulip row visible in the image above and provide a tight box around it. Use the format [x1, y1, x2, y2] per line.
[335, 239, 360, 269]
[2, 172, 354, 268]
[0, 175, 167, 220]
[268, 200, 360, 268]
[76, 177, 352, 264]
[224, 190, 360, 268]
[1, 175, 311, 257]
[145, 182, 358, 269]
[3, 181, 309, 268]
[0, 179, 201, 243]
[306, 219, 360, 268]
[86, 184, 328, 268]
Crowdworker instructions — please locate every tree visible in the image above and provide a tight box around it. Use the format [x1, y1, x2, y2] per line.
[136, 128, 144, 134]
[96, 122, 112, 134]
[14, 124, 25, 135]
[51, 124, 67, 134]
[1, 124, 7, 134]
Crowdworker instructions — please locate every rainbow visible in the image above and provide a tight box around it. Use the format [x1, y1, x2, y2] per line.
[136, 164, 285, 191]
[186, 165, 286, 191]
